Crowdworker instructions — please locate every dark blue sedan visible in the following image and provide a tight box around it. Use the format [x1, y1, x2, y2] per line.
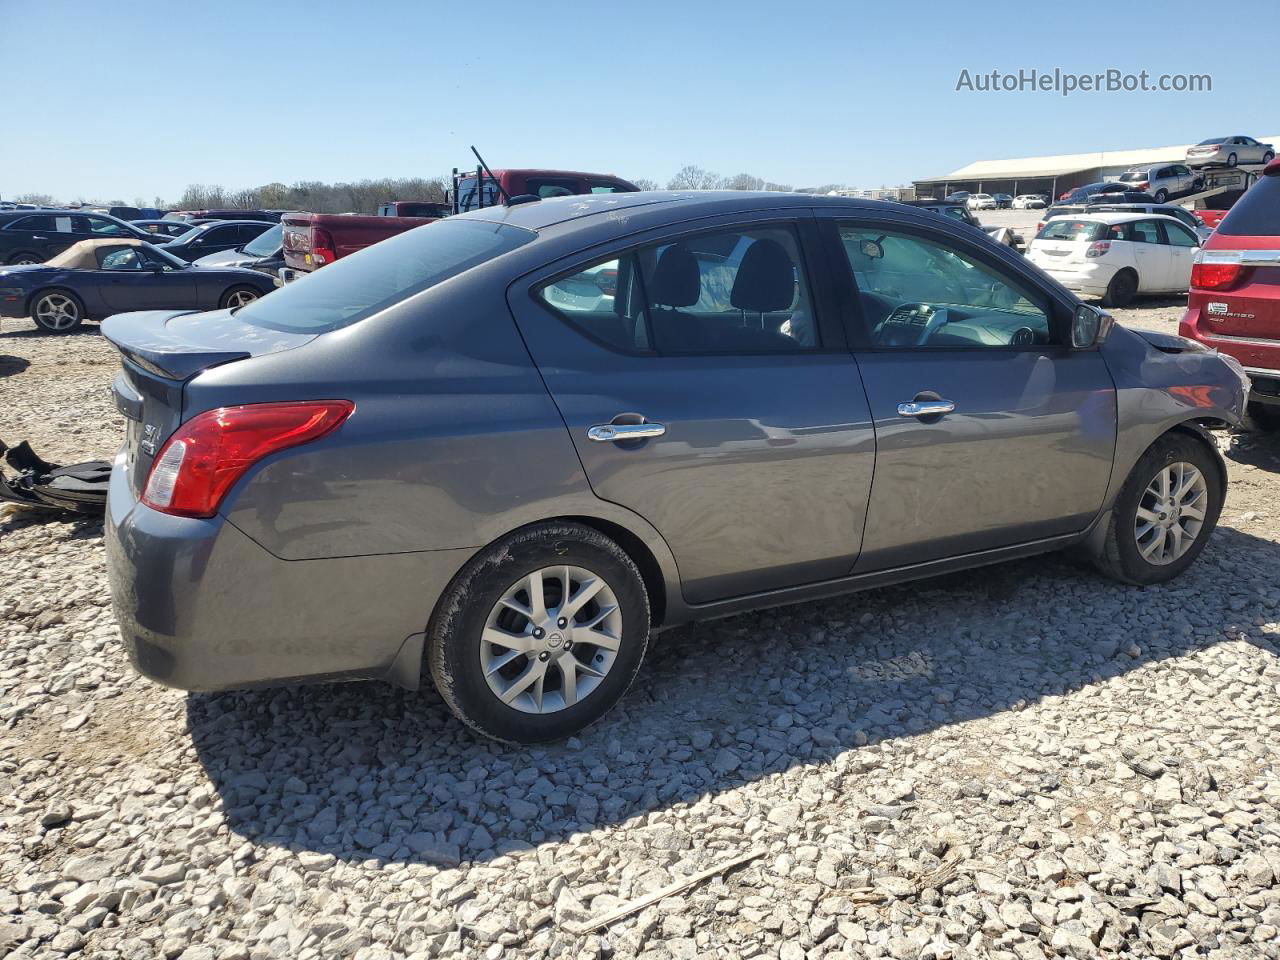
[0, 238, 276, 333]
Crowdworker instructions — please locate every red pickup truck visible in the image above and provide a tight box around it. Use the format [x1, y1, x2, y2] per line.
[280, 212, 438, 280]
[452, 168, 639, 213]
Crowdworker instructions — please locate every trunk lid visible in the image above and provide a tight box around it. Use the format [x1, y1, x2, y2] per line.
[102, 309, 316, 497]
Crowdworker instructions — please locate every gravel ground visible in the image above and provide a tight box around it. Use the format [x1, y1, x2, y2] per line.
[2, 301, 1280, 960]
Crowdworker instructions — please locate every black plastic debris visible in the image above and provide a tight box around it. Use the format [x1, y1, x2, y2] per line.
[0, 439, 110, 515]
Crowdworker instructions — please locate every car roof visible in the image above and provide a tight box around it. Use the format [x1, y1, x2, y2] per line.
[1044, 212, 1187, 224]
[452, 190, 888, 232]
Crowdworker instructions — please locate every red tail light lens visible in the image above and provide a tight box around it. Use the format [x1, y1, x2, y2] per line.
[142, 401, 354, 518]
[1191, 261, 1242, 290]
[1086, 241, 1111, 258]
[311, 226, 337, 265]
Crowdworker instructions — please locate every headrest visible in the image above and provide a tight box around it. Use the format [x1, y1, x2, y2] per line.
[730, 238, 796, 313]
[648, 242, 700, 307]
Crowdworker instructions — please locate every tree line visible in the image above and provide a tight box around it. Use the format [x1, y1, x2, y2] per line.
[12, 167, 849, 215]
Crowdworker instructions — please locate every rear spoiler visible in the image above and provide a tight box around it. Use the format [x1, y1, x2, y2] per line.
[101, 310, 250, 380]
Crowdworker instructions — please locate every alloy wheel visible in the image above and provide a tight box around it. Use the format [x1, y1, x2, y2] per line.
[480, 565, 622, 714]
[34, 294, 80, 330]
[1134, 461, 1208, 565]
[226, 289, 258, 309]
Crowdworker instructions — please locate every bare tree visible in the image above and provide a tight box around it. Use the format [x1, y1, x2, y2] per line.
[723, 173, 765, 191]
[667, 165, 722, 190]
[762, 182, 793, 193]
[12, 193, 54, 205]
[632, 178, 660, 192]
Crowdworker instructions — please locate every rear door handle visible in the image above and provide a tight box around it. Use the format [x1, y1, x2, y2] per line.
[587, 421, 666, 442]
[897, 399, 956, 418]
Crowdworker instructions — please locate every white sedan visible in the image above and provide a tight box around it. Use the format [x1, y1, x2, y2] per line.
[1026, 213, 1201, 307]
[1012, 195, 1047, 209]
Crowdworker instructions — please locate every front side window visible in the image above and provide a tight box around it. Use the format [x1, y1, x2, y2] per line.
[235, 219, 535, 334]
[98, 247, 144, 270]
[839, 225, 1051, 349]
[85, 216, 130, 236]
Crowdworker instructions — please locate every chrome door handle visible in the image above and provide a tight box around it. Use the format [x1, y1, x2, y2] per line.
[897, 399, 956, 418]
[587, 421, 666, 442]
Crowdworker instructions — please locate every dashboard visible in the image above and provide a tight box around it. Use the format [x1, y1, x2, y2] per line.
[872, 301, 1049, 348]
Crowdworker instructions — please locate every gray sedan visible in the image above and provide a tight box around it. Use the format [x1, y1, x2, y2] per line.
[1186, 135, 1275, 168]
[102, 191, 1247, 742]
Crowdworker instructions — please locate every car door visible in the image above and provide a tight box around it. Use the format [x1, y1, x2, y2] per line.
[96, 246, 195, 311]
[1157, 220, 1200, 292]
[5, 214, 78, 260]
[817, 210, 1117, 571]
[507, 212, 877, 604]
[1126, 219, 1167, 290]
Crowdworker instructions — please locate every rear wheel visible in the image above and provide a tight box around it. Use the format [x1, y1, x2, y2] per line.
[1264, 152, 1275, 165]
[1093, 433, 1223, 585]
[1153, 189, 1168, 203]
[427, 522, 650, 743]
[1227, 153, 1238, 168]
[31, 290, 84, 333]
[1102, 269, 1138, 308]
[219, 285, 260, 310]
[8, 252, 42, 266]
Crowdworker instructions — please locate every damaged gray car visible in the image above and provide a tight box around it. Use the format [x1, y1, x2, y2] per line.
[101, 191, 1247, 743]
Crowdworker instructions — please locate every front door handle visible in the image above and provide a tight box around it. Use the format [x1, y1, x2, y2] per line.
[897, 399, 956, 418]
[587, 421, 666, 442]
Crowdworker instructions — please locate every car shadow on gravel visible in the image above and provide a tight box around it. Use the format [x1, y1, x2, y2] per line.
[1226, 428, 1280, 473]
[0, 355, 30, 376]
[187, 525, 1279, 868]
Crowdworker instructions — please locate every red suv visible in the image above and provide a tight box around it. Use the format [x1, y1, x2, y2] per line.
[1180, 159, 1280, 427]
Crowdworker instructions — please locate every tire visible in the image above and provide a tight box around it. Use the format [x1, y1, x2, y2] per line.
[1247, 401, 1280, 432]
[427, 522, 651, 743]
[8, 252, 42, 266]
[1102, 269, 1138, 308]
[219, 285, 260, 310]
[30, 289, 85, 333]
[1227, 153, 1238, 168]
[1093, 432, 1223, 586]
[1153, 189, 1168, 204]
[1264, 152, 1275, 165]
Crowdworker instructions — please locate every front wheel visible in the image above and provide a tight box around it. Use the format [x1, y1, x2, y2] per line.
[1263, 152, 1275, 165]
[1102, 269, 1138, 308]
[427, 522, 650, 743]
[9, 252, 42, 266]
[219, 285, 260, 310]
[1093, 433, 1223, 585]
[31, 290, 85, 333]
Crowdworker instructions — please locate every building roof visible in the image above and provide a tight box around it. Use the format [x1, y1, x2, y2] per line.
[916, 135, 1280, 184]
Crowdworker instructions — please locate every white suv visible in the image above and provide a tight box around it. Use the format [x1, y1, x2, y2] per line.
[966, 193, 997, 210]
[1027, 213, 1202, 307]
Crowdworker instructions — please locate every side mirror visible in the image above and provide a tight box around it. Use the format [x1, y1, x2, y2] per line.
[1072, 303, 1114, 348]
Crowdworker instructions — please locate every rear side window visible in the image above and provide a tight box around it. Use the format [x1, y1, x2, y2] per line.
[234, 220, 535, 334]
[1037, 220, 1106, 241]
[1218, 175, 1280, 237]
[7, 215, 74, 233]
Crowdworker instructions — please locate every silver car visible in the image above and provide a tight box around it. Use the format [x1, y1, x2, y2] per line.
[1117, 163, 1203, 204]
[102, 191, 1246, 743]
[1186, 136, 1275, 168]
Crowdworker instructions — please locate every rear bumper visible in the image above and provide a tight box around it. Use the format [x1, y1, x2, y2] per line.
[1029, 260, 1113, 298]
[104, 456, 470, 692]
[1179, 306, 1280, 406]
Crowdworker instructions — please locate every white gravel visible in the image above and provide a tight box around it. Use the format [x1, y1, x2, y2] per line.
[2, 303, 1280, 960]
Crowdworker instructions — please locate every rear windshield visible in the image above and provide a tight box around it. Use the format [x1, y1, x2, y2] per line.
[234, 219, 535, 334]
[1037, 220, 1107, 241]
[456, 178, 502, 213]
[1119, 171, 1146, 182]
[1217, 175, 1280, 237]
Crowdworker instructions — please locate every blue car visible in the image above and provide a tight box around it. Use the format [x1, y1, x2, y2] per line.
[0, 238, 275, 333]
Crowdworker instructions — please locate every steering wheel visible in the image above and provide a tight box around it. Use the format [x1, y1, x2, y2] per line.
[871, 302, 950, 347]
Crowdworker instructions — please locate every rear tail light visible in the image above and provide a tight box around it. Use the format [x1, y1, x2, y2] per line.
[1135, 182, 1148, 190]
[142, 401, 354, 518]
[1086, 241, 1111, 258]
[311, 226, 337, 265]
[1190, 250, 1244, 291]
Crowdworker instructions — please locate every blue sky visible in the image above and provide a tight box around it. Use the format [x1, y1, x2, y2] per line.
[2, 0, 1275, 203]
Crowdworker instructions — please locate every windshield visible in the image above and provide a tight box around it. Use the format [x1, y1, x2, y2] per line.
[168, 225, 202, 244]
[145, 242, 188, 269]
[242, 223, 283, 258]
[456, 177, 502, 213]
[234, 219, 535, 334]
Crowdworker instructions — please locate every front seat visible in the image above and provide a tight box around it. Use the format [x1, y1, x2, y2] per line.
[644, 242, 701, 350]
[729, 238, 803, 349]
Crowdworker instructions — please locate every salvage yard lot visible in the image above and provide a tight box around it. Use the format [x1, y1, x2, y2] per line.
[2, 305, 1280, 960]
